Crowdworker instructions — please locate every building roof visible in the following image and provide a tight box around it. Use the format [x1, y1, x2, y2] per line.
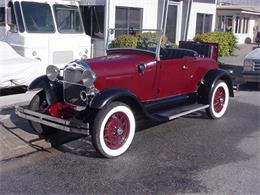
[217, 5, 260, 15]
[218, 0, 260, 6]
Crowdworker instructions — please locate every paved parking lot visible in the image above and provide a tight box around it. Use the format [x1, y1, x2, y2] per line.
[0, 84, 259, 194]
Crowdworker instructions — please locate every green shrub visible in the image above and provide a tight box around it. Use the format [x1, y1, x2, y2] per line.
[193, 32, 237, 57]
[111, 34, 137, 48]
[170, 43, 178, 48]
[136, 32, 167, 48]
[111, 32, 170, 50]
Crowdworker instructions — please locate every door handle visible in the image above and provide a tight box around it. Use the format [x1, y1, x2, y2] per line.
[182, 65, 188, 70]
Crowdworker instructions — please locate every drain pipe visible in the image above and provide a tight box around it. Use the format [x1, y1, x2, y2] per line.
[183, 0, 193, 41]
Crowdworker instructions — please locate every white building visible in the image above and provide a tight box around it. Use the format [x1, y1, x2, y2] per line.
[79, 0, 217, 57]
[216, 1, 260, 44]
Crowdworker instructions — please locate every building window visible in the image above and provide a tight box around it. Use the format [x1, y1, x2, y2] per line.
[165, 4, 178, 43]
[81, 6, 104, 38]
[0, 7, 5, 26]
[54, 5, 83, 34]
[196, 13, 212, 34]
[216, 16, 232, 32]
[115, 7, 143, 36]
[235, 16, 249, 34]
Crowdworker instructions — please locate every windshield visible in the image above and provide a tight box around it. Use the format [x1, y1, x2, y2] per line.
[21, 2, 55, 33]
[107, 28, 165, 56]
[54, 5, 83, 34]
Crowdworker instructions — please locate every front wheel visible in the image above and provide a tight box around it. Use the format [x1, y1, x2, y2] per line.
[29, 91, 58, 136]
[206, 80, 229, 119]
[92, 102, 136, 158]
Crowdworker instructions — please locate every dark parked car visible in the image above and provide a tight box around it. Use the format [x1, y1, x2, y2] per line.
[255, 32, 260, 45]
[16, 29, 233, 158]
[243, 47, 260, 83]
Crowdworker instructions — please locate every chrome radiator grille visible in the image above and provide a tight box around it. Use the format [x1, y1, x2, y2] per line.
[63, 67, 87, 107]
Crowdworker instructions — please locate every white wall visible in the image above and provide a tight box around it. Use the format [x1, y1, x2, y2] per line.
[235, 18, 256, 44]
[187, 2, 217, 40]
[108, 0, 158, 29]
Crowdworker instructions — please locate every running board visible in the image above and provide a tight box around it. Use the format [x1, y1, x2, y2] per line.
[152, 104, 209, 121]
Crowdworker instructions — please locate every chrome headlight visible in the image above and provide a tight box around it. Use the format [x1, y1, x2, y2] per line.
[46, 65, 60, 81]
[81, 68, 96, 87]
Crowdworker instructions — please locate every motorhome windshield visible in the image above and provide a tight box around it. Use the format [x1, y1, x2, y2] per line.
[21, 2, 55, 33]
[54, 5, 83, 34]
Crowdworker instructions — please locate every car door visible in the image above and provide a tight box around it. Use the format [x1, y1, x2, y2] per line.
[157, 57, 197, 98]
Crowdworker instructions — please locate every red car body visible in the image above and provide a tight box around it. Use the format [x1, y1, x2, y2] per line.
[16, 40, 234, 158]
[90, 50, 217, 101]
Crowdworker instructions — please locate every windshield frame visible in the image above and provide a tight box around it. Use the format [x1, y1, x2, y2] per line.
[106, 28, 163, 60]
[53, 4, 84, 34]
[21, 1, 55, 34]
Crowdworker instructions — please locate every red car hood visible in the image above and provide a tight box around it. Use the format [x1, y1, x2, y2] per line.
[83, 50, 156, 90]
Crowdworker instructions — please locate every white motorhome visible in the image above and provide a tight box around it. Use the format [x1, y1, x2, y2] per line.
[0, 0, 91, 69]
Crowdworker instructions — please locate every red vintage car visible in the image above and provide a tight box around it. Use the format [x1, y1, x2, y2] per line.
[16, 30, 234, 158]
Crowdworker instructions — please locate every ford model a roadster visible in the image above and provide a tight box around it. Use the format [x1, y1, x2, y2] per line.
[16, 30, 234, 158]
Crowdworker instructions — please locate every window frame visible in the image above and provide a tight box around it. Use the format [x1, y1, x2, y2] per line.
[53, 4, 84, 34]
[115, 6, 143, 36]
[235, 16, 249, 34]
[195, 13, 213, 34]
[21, 2, 55, 34]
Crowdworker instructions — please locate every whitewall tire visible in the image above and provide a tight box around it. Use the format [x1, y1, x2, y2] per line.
[92, 102, 135, 158]
[206, 80, 229, 119]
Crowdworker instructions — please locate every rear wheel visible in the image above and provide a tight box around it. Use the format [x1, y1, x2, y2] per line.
[29, 91, 57, 136]
[92, 102, 135, 158]
[206, 80, 229, 119]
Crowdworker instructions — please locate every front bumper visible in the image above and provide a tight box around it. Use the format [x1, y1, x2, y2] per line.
[243, 72, 260, 83]
[15, 106, 89, 135]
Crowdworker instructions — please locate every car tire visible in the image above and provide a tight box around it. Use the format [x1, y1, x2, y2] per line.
[92, 102, 135, 158]
[206, 80, 229, 119]
[29, 91, 57, 137]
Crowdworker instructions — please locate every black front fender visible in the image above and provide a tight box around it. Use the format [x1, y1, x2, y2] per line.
[28, 75, 62, 105]
[89, 88, 143, 110]
[28, 75, 50, 90]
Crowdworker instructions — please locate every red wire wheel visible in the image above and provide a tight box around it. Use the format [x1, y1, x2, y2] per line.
[213, 86, 226, 113]
[206, 80, 229, 119]
[92, 102, 136, 158]
[104, 112, 130, 149]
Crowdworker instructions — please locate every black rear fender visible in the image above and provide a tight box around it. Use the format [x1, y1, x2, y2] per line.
[28, 75, 62, 105]
[198, 69, 234, 104]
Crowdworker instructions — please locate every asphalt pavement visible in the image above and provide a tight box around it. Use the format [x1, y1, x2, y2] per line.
[0, 87, 259, 194]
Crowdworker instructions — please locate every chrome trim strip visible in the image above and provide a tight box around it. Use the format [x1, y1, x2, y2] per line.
[15, 106, 89, 135]
[168, 105, 209, 120]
